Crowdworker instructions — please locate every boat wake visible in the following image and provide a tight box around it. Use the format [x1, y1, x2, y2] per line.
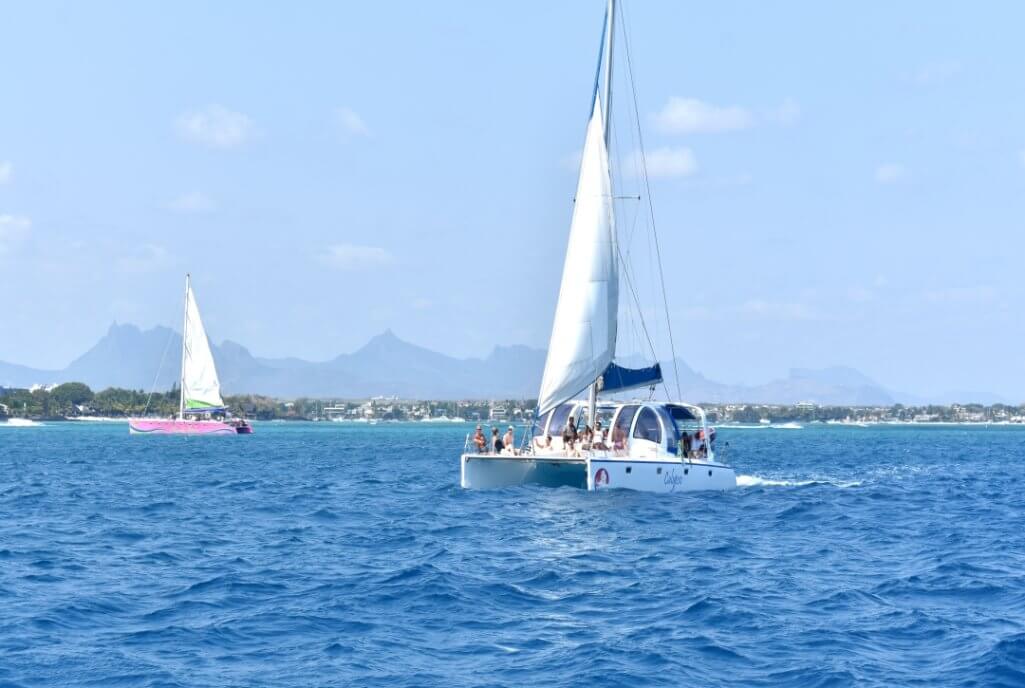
[737, 474, 861, 488]
[2, 418, 43, 428]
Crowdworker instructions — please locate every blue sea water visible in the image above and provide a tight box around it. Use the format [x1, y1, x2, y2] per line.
[1, 421, 1024, 687]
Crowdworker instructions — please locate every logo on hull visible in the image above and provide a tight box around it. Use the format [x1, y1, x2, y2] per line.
[594, 467, 610, 488]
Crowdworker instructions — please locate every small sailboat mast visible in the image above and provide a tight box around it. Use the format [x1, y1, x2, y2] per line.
[179, 273, 190, 420]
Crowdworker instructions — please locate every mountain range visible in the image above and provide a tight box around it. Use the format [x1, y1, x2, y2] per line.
[0, 323, 999, 404]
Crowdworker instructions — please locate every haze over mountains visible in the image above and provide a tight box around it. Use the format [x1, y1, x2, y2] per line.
[0, 323, 1002, 405]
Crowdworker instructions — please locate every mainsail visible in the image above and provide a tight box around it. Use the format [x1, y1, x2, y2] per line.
[536, 94, 618, 415]
[181, 277, 224, 413]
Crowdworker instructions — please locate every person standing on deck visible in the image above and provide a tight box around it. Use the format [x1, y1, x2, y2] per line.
[502, 425, 516, 455]
[472, 425, 487, 453]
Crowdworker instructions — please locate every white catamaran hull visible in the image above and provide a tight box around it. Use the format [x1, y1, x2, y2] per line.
[461, 453, 735, 493]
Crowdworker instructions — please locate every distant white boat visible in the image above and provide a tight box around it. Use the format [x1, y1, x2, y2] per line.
[460, 0, 735, 494]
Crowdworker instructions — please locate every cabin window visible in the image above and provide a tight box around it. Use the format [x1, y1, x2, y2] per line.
[632, 407, 662, 444]
[613, 405, 639, 442]
[548, 404, 574, 437]
[533, 409, 553, 437]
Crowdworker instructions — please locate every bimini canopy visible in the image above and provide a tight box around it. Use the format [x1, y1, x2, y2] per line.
[597, 361, 662, 394]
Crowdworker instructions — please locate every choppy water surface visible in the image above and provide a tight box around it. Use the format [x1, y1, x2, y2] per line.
[1, 422, 1024, 687]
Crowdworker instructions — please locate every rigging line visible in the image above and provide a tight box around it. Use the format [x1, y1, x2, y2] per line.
[620, 2, 682, 401]
[142, 325, 175, 416]
[616, 237, 658, 365]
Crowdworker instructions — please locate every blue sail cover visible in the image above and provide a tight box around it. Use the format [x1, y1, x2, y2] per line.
[597, 362, 663, 394]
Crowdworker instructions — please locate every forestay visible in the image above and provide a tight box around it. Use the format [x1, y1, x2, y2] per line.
[536, 95, 618, 415]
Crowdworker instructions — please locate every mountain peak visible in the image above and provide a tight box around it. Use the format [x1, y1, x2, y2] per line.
[106, 321, 141, 337]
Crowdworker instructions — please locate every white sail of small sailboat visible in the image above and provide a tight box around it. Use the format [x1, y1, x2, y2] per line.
[180, 277, 225, 415]
[129, 275, 251, 435]
[461, 0, 736, 492]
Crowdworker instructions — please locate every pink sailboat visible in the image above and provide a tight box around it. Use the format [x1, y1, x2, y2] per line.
[129, 275, 252, 435]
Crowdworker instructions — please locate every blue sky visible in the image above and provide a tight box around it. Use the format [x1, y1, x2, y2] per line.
[1, 1, 1024, 400]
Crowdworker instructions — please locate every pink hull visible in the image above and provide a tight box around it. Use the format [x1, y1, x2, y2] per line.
[129, 419, 239, 435]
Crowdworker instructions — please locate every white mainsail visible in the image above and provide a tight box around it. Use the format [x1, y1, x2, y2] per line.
[536, 94, 618, 415]
[181, 277, 224, 412]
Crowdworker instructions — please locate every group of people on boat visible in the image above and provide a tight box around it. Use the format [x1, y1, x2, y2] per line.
[527, 416, 626, 457]
[470, 412, 716, 461]
[680, 428, 711, 459]
[471, 424, 519, 455]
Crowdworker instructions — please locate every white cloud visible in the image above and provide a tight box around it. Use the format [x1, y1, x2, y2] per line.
[334, 107, 370, 138]
[176, 105, 255, 148]
[168, 191, 216, 213]
[909, 60, 963, 85]
[0, 161, 12, 184]
[766, 98, 801, 126]
[636, 146, 698, 178]
[848, 275, 889, 303]
[118, 244, 173, 274]
[740, 299, 816, 321]
[319, 243, 394, 271]
[653, 97, 753, 134]
[0, 214, 30, 253]
[924, 285, 996, 305]
[875, 163, 908, 184]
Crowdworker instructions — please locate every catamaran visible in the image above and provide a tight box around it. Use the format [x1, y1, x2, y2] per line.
[460, 0, 736, 493]
[129, 274, 252, 435]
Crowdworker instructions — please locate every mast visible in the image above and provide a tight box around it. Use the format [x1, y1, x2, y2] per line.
[602, 0, 615, 145]
[588, 0, 615, 429]
[179, 273, 189, 420]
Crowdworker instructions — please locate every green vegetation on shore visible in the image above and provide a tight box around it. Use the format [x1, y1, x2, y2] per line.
[2, 383, 1022, 425]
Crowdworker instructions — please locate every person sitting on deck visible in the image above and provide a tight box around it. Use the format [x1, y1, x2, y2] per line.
[580, 425, 593, 452]
[503, 425, 516, 455]
[491, 427, 504, 454]
[533, 433, 553, 451]
[592, 420, 608, 450]
[680, 432, 692, 458]
[612, 423, 627, 455]
[472, 425, 487, 453]
[692, 429, 707, 459]
[561, 418, 579, 456]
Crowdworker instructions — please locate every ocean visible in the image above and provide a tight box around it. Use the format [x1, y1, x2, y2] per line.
[1, 421, 1023, 687]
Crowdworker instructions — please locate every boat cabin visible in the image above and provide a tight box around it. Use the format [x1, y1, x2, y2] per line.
[531, 400, 716, 462]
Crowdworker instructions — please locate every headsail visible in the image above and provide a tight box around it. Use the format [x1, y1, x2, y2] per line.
[181, 280, 224, 412]
[536, 94, 618, 415]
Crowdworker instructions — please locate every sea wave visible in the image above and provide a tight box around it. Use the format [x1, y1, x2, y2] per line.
[0, 422, 1020, 687]
[1, 418, 44, 427]
[737, 474, 862, 488]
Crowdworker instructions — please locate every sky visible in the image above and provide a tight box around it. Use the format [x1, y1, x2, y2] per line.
[1, 1, 1024, 400]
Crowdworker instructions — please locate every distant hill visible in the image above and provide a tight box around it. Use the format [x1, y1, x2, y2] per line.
[0, 324, 546, 400]
[0, 322, 940, 404]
